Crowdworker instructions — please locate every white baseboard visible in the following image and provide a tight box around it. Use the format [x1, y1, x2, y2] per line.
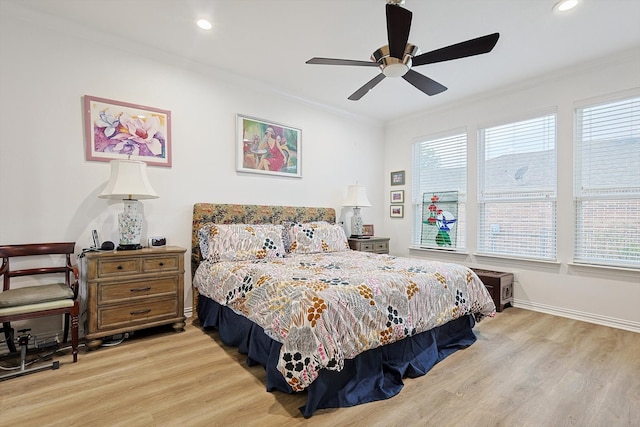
[514, 299, 640, 333]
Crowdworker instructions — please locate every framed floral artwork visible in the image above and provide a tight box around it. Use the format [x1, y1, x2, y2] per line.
[390, 170, 405, 186]
[390, 190, 404, 203]
[236, 114, 301, 178]
[390, 205, 404, 218]
[84, 95, 171, 167]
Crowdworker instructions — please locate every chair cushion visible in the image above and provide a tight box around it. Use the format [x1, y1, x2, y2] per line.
[0, 299, 75, 317]
[0, 283, 74, 308]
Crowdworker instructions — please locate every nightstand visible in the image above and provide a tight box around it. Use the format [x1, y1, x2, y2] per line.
[348, 237, 390, 254]
[84, 246, 186, 350]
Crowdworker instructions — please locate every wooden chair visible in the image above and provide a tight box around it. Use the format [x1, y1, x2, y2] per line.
[0, 242, 79, 365]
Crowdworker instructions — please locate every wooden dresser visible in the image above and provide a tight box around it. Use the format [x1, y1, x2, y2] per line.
[348, 237, 390, 254]
[84, 246, 186, 350]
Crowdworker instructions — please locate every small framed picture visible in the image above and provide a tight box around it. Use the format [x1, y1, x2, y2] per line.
[362, 224, 374, 237]
[390, 190, 404, 204]
[390, 170, 405, 186]
[390, 205, 404, 218]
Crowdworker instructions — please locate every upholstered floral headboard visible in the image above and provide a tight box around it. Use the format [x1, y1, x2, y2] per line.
[191, 203, 336, 314]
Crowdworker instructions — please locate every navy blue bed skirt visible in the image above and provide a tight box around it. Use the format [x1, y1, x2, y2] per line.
[198, 294, 477, 417]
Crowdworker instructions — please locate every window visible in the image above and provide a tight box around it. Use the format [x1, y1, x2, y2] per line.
[574, 95, 640, 268]
[412, 132, 466, 250]
[478, 113, 557, 260]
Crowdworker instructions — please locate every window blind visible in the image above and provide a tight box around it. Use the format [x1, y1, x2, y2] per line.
[478, 114, 557, 260]
[574, 95, 640, 268]
[412, 133, 466, 249]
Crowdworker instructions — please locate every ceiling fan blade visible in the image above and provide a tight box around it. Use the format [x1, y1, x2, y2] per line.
[412, 33, 500, 66]
[386, 3, 412, 59]
[402, 69, 447, 96]
[306, 57, 379, 67]
[348, 73, 387, 101]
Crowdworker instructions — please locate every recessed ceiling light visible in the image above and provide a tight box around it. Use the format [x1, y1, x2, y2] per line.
[554, 0, 579, 12]
[196, 18, 212, 30]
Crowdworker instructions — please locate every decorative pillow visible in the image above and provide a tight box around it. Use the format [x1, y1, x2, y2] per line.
[199, 223, 286, 262]
[281, 221, 293, 253]
[286, 221, 349, 254]
[198, 225, 212, 259]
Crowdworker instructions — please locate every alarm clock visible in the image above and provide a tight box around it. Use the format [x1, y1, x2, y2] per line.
[148, 237, 167, 247]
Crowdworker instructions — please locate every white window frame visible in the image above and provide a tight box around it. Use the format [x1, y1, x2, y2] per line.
[574, 91, 640, 269]
[477, 111, 558, 261]
[411, 130, 467, 251]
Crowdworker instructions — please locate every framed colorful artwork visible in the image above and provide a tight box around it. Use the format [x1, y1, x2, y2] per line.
[390, 205, 404, 218]
[390, 170, 405, 186]
[362, 224, 374, 237]
[390, 190, 404, 203]
[84, 95, 171, 167]
[420, 191, 459, 249]
[236, 114, 301, 178]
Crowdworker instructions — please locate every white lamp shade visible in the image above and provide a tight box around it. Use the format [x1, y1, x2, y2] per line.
[343, 184, 372, 207]
[99, 160, 159, 200]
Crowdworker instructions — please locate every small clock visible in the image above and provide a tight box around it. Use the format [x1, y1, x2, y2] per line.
[148, 237, 166, 247]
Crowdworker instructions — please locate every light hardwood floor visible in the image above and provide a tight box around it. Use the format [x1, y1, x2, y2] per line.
[1, 308, 638, 426]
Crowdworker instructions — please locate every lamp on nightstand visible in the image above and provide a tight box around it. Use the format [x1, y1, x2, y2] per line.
[99, 159, 158, 250]
[343, 184, 371, 238]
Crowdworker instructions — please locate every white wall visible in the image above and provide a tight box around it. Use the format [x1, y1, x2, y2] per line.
[383, 49, 640, 332]
[0, 5, 384, 331]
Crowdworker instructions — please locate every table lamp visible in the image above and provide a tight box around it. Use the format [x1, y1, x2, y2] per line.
[99, 159, 158, 250]
[343, 184, 372, 238]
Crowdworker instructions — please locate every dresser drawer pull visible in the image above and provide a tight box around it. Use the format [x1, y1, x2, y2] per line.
[159, 262, 164, 266]
[117, 265, 123, 270]
[130, 287, 152, 292]
[130, 309, 151, 315]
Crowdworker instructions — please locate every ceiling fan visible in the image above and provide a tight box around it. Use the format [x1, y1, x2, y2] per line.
[306, 0, 500, 101]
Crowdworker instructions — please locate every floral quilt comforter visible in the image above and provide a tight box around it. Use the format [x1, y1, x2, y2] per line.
[193, 250, 496, 391]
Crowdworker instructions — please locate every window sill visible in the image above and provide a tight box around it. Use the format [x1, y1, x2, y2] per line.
[408, 245, 468, 255]
[474, 252, 559, 266]
[409, 247, 639, 281]
[568, 262, 640, 281]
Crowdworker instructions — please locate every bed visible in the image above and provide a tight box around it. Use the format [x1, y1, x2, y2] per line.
[191, 203, 496, 417]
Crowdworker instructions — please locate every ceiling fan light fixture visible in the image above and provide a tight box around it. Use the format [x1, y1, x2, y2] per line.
[382, 62, 409, 78]
[372, 44, 419, 78]
[554, 0, 579, 12]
